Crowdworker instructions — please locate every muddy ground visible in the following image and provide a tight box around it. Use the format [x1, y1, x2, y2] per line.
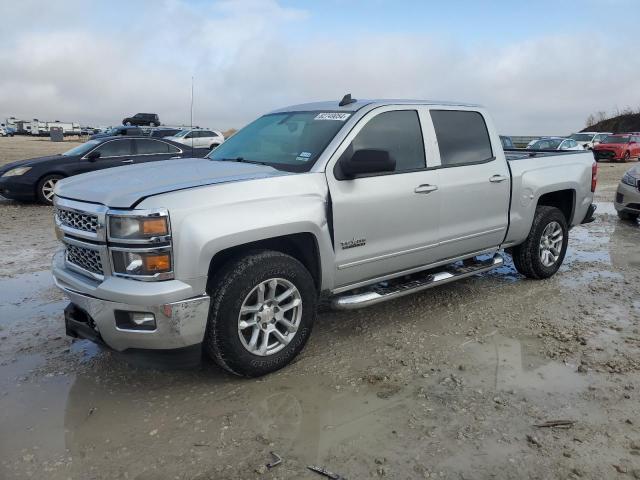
[0, 138, 639, 480]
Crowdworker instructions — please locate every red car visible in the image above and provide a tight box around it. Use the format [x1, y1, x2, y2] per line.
[593, 134, 640, 162]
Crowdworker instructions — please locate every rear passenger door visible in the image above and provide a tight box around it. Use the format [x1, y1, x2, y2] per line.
[429, 109, 510, 260]
[326, 107, 441, 288]
[132, 139, 182, 164]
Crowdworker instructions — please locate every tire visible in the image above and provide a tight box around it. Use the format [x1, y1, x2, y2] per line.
[204, 250, 317, 377]
[618, 210, 639, 222]
[209, 143, 219, 150]
[36, 174, 64, 205]
[624, 151, 631, 162]
[125, 121, 132, 126]
[150, 122, 157, 127]
[511, 206, 568, 279]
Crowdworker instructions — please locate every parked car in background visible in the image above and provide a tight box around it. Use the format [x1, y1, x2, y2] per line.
[527, 137, 584, 151]
[592, 134, 640, 162]
[500, 135, 514, 149]
[569, 132, 612, 150]
[150, 127, 183, 138]
[615, 166, 640, 221]
[165, 129, 225, 150]
[0, 136, 192, 205]
[51, 98, 597, 376]
[122, 113, 160, 127]
[1, 125, 16, 136]
[90, 126, 143, 140]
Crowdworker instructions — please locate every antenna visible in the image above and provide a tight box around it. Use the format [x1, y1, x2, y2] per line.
[190, 76, 194, 151]
[339, 93, 357, 107]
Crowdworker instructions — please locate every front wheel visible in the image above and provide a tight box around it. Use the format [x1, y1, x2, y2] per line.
[204, 250, 317, 377]
[36, 174, 64, 205]
[618, 210, 639, 222]
[512, 206, 568, 279]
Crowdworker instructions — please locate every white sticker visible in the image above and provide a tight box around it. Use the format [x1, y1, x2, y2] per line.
[295, 151, 313, 162]
[314, 112, 351, 121]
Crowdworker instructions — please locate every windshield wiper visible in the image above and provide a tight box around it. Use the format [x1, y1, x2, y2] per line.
[217, 157, 269, 166]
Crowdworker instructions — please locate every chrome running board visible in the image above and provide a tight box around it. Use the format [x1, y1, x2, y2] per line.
[331, 254, 504, 310]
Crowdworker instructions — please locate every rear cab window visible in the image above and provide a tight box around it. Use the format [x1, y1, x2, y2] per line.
[430, 110, 493, 167]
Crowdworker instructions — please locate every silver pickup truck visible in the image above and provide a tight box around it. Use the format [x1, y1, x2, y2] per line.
[52, 97, 597, 376]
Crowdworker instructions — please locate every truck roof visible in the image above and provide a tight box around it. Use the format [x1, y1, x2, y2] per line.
[272, 98, 482, 113]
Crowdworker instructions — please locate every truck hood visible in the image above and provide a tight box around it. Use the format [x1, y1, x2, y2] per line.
[54, 158, 289, 208]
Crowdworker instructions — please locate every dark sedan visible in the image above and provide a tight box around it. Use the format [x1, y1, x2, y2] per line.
[0, 136, 200, 205]
[90, 125, 143, 140]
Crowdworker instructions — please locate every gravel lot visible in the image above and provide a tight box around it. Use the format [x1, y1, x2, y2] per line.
[1, 137, 639, 480]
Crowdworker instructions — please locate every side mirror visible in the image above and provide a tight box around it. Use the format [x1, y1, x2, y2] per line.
[338, 149, 395, 178]
[86, 150, 101, 161]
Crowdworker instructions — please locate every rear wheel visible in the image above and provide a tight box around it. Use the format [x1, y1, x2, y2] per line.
[36, 174, 64, 205]
[512, 206, 568, 279]
[209, 143, 219, 150]
[204, 250, 317, 377]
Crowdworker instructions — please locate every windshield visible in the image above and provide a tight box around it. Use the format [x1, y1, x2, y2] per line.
[62, 140, 101, 156]
[530, 139, 562, 150]
[602, 136, 629, 144]
[207, 111, 348, 172]
[172, 130, 189, 137]
[570, 133, 593, 142]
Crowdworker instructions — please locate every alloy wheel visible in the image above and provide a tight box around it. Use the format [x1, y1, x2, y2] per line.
[539, 221, 563, 267]
[237, 278, 302, 356]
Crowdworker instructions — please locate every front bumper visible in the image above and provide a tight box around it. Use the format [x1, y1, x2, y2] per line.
[0, 176, 37, 201]
[53, 250, 210, 352]
[593, 149, 623, 161]
[614, 180, 640, 214]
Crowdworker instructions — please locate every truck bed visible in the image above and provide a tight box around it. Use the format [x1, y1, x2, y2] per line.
[504, 148, 594, 162]
[502, 148, 596, 247]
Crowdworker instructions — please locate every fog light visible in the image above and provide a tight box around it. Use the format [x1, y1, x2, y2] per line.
[115, 310, 156, 331]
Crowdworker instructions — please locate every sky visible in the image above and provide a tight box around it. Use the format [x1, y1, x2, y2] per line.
[0, 0, 639, 135]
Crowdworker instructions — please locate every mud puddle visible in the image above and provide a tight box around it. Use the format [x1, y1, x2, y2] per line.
[1, 204, 640, 479]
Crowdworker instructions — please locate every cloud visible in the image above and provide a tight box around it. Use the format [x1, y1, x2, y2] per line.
[0, 0, 638, 135]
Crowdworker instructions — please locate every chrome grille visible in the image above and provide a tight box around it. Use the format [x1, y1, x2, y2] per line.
[56, 208, 99, 233]
[66, 244, 103, 276]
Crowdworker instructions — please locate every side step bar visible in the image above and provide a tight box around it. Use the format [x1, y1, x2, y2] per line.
[331, 254, 504, 310]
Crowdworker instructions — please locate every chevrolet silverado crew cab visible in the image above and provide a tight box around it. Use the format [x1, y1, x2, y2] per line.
[52, 96, 597, 377]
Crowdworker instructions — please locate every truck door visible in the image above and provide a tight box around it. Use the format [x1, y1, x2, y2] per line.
[326, 107, 441, 289]
[429, 109, 510, 259]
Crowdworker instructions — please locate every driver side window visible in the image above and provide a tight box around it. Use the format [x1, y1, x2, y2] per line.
[95, 139, 133, 157]
[347, 110, 426, 173]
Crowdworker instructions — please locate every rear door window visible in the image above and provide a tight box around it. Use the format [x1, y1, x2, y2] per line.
[135, 139, 172, 154]
[348, 110, 426, 173]
[430, 110, 493, 167]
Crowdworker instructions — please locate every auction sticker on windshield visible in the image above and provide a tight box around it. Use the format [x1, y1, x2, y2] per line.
[314, 112, 351, 121]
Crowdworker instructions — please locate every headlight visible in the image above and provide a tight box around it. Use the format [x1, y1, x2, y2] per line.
[111, 249, 173, 278]
[622, 172, 638, 187]
[2, 166, 32, 177]
[108, 214, 169, 240]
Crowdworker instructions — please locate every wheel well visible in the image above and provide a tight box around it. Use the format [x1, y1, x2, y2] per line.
[206, 233, 322, 291]
[537, 189, 575, 224]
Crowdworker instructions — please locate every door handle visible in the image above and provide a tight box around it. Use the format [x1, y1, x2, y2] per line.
[121, 159, 134, 164]
[414, 184, 438, 194]
[489, 175, 508, 183]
